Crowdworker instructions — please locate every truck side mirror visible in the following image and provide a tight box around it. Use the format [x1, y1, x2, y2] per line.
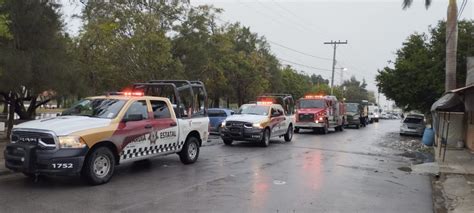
[271, 111, 281, 117]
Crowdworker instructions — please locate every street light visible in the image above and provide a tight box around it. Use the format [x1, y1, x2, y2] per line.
[337, 67, 348, 85]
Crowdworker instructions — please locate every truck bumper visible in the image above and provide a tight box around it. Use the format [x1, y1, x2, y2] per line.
[295, 122, 325, 128]
[221, 128, 264, 142]
[346, 119, 361, 126]
[4, 143, 88, 176]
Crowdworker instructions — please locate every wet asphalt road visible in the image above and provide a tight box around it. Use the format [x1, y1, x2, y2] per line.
[0, 120, 432, 213]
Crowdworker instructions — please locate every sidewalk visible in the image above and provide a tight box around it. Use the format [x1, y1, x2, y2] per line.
[426, 147, 474, 213]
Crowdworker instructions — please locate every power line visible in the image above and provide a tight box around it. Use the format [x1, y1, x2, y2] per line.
[270, 0, 331, 38]
[446, 0, 468, 43]
[236, 0, 309, 34]
[267, 40, 333, 61]
[277, 57, 332, 72]
[458, 0, 468, 19]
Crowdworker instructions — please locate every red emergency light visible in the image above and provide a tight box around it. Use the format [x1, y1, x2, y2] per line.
[304, 95, 324, 99]
[256, 97, 275, 105]
[120, 90, 144, 96]
[256, 101, 273, 105]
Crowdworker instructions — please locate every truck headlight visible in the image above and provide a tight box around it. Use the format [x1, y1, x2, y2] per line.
[59, 136, 86, 148]
[252, 123, 264, 129]
[221, 121, 226, 128]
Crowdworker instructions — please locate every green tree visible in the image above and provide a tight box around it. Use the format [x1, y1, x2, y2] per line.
[77, 0, 187, 94]
[0, 0, 10, 40]
[279, 66, 312, 99]
[340, 76, 370, 102]
[0, 0, 72, 120]
[376, 20, 474, 113]
[403, 0, 458, 91]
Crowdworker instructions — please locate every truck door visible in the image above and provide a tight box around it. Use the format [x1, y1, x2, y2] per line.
[149, 100, 179, 153]
[116, 100, 154, 162]
[270, 106, 285, 135]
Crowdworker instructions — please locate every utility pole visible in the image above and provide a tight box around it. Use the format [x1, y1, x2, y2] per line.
[324, 40, 348, 95]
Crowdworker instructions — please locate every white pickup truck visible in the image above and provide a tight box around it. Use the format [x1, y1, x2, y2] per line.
[220, 94, 295, 147]
[5, 80, 209, 185]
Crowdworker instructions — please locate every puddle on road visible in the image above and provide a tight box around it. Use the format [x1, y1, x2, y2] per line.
[273, 180, 286, 185]
[398, 166, 412, 172]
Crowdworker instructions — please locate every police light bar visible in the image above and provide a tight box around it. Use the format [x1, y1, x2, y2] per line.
[124, 91, 144, 96]
[304, 95, 324, 99]
[257, 97, 276, 103]
[256, 101, 273, 105]
[108, 91, 144, 96]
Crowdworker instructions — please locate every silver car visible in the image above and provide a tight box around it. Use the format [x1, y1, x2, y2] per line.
[400, 114, 425, 136]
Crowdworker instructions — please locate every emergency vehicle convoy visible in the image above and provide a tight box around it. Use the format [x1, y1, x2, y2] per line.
[4, 80, 209, 185]
[220, 94, 295, 147]
[294, 95, 346, 134]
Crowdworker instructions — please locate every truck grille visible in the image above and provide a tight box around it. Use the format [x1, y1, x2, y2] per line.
[11, 130, 57, 150]
[298, 114, 314, 122]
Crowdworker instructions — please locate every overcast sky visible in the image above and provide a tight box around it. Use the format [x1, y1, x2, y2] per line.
[62, 0, 473, 108]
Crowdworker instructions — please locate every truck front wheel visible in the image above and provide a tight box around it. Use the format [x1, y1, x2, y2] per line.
[321, 122, 329, 134]
[284, 125, 293, 142]
[81, 147, 115, 185]
[179, 136, 200, 164]
[223, 139, 233, 146]
[261, 128, 271, 147]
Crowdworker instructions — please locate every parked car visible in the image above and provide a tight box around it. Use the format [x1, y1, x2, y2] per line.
[400, 114, 425, 137]
[208, 108, 234, 135]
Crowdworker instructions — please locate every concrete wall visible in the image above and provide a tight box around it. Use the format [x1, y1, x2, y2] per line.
[467, 111, 474, 150]
[434, 112, 465, 148]
[467, 57, 474, 86]
[465, 91, 474, 150]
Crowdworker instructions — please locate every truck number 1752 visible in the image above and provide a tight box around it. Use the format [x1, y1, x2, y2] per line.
[52, 163, 73, 169]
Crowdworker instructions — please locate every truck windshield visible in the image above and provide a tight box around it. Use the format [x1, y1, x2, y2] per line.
[238, 105, 269, 116]
[346, 103, 359, 113]
[62, 99, 126, 119]
[298, 99, 325, 109]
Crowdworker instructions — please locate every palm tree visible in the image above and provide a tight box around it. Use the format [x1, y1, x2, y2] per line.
[403, 0, 458, 92]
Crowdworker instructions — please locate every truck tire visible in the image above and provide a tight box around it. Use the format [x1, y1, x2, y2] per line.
[261, 128, 270, 147]
[284, 125, 293, 142]
[223, 139, 233, 146]
[321, 122, 329, 134]
[294, 127, 300, 133]
[355, 124, 360, 129]
[179, 136, 200, 164]
[81, 146, 115, 185]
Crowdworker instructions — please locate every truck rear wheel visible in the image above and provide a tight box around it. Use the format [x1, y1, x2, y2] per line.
[179, 136, 200, 164]
[81, 147, 115, 185]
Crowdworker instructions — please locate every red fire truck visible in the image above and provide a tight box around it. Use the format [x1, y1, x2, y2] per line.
[294, 95, 346, 134]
